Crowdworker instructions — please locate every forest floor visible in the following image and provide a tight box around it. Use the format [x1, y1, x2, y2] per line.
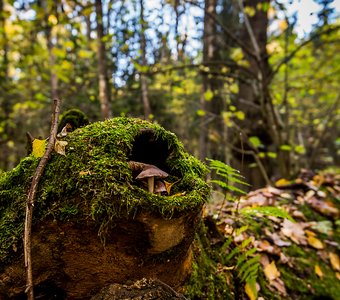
[185, 169, 340, 300]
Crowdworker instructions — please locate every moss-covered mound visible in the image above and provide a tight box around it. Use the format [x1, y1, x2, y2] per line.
[0, 117, 209, 268]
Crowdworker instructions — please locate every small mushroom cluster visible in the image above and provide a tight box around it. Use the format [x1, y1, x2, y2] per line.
[128, 161, 169, 195]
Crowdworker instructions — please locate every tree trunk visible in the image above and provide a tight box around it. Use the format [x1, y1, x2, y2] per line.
[0, 0, 11, 170]
[41, 0, 59, 100]
[0, 0, 8, 81]
[234, 0, 275, 186]
[95, 0, 112, 119]
[199, 0, 225, 162]
[139, 0, 152, 120]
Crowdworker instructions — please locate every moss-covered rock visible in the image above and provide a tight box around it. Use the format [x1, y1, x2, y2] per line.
[0, 117, 210, 270]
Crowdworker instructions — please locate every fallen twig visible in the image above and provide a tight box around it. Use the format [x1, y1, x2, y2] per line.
[24, 98, 61, 300]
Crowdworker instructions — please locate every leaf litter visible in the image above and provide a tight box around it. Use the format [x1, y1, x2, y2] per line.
[204, 169, 340, 299]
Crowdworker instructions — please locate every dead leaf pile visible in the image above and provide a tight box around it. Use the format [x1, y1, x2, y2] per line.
[205, 169, 340, 299]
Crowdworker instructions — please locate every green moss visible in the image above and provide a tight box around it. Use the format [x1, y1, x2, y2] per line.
[57, 108, 89, 132]
[299, 204, 328, 222]
[183, 227, 234, 300]
[278, 244, 340, 299]
[0, 117, 210, 268]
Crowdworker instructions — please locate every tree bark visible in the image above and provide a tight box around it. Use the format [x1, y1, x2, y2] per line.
[0, 0, 9, 81]
[95, 0, 112, 119]
[234, 0, 274, 186]
[139, 0, 152, 120]
[41, 0, 59, 100]
[0, 0, 11, 170]
[199, 0, 225, 162]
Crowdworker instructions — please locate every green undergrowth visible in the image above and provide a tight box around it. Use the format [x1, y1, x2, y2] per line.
[185, 160, 340, 299]
[184, 223, 234, 300]
[0, 117, 209, 268]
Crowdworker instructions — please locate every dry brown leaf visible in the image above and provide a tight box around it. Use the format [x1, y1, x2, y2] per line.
[269, 232, 292, 247]
[292, 210, 305, 219]
[279, 252, 289, 264]
[266, 186, 283, 196]
[54, 140, 68, 155]
[281, 219, 307, 245]
[307, 197, 339, 217]
[57, 123, 72, 138]
[305, 190, 316, 200]
[264, 261, 280, 281]
[307, 236, 324, 249]
[314, 264, 323, 277]
[329, 252, 340, 271]
[260, 254, 270, 267]
[241, 193, 268, 207]
[270, 278, 287, 295]
[255, 240, 280, 255]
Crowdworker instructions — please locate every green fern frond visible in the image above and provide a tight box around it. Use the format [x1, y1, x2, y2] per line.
[210, 179, 247, 194]
[240, 206, 295, 222]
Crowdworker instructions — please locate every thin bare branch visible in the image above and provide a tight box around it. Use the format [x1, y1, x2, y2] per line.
[236, 0, 261, 62]
[270, 25, 340, 79]
[24, 98, 61, 300]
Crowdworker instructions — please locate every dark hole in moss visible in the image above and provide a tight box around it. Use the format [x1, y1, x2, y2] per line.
[130, 129, 173, 173]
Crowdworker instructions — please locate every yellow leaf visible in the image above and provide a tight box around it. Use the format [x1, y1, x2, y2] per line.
[79, 171, 92, 176]
[278, 20, 288, 31]
[336, 272, 340, 281]
[54, 140, 68, 155]
[244, 6, 256, 17]
[307, 236, 324, 249]
[275, 178, 290, 187]
[163, 180, 180, 195]
[204, 89, 214, 101]
[305, 230, 316, 237]
[32, 139, 47, 158]
[172, 192, 186, 197]
[245, 280, 257, 300]
[329, 252, 340, 271]
[314, 264, 323, 278]
[48, 14, 58, 25]
[264, 261, 280, 281]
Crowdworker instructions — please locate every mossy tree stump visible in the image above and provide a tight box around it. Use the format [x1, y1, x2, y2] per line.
[0, 118, 209, 299]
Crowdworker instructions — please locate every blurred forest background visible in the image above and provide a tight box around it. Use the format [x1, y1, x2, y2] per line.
[0, 0, 339, 187]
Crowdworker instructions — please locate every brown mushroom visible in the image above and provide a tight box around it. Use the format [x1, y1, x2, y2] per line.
[136, 165, 168, 193]
[154, 180, 167, 195]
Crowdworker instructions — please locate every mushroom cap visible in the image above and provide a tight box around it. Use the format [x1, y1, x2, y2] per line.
[154, 180, 167, 193]
[135, 165, 168, 180]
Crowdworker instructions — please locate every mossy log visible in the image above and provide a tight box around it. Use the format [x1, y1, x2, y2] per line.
[0, 117, 210, 299]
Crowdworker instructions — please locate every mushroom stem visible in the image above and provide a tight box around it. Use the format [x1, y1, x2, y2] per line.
[148, 177, 154, 193]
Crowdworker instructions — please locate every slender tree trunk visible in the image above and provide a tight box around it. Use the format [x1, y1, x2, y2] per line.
[42, 0, 59, 100]
[0, 0, 8, 81]
[95, 0, 112, 119]
[0, 0, 11, 170]
[139, 0, 151, 119]
[199, 0, 224, 162]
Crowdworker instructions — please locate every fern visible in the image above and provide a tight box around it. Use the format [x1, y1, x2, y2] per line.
[208, 159, 250, 195]
[240, 206, 295, 222]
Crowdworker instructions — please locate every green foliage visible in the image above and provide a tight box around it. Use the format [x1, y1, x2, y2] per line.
[208, 159, 250, 195]
[240, 206, 295, 223]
